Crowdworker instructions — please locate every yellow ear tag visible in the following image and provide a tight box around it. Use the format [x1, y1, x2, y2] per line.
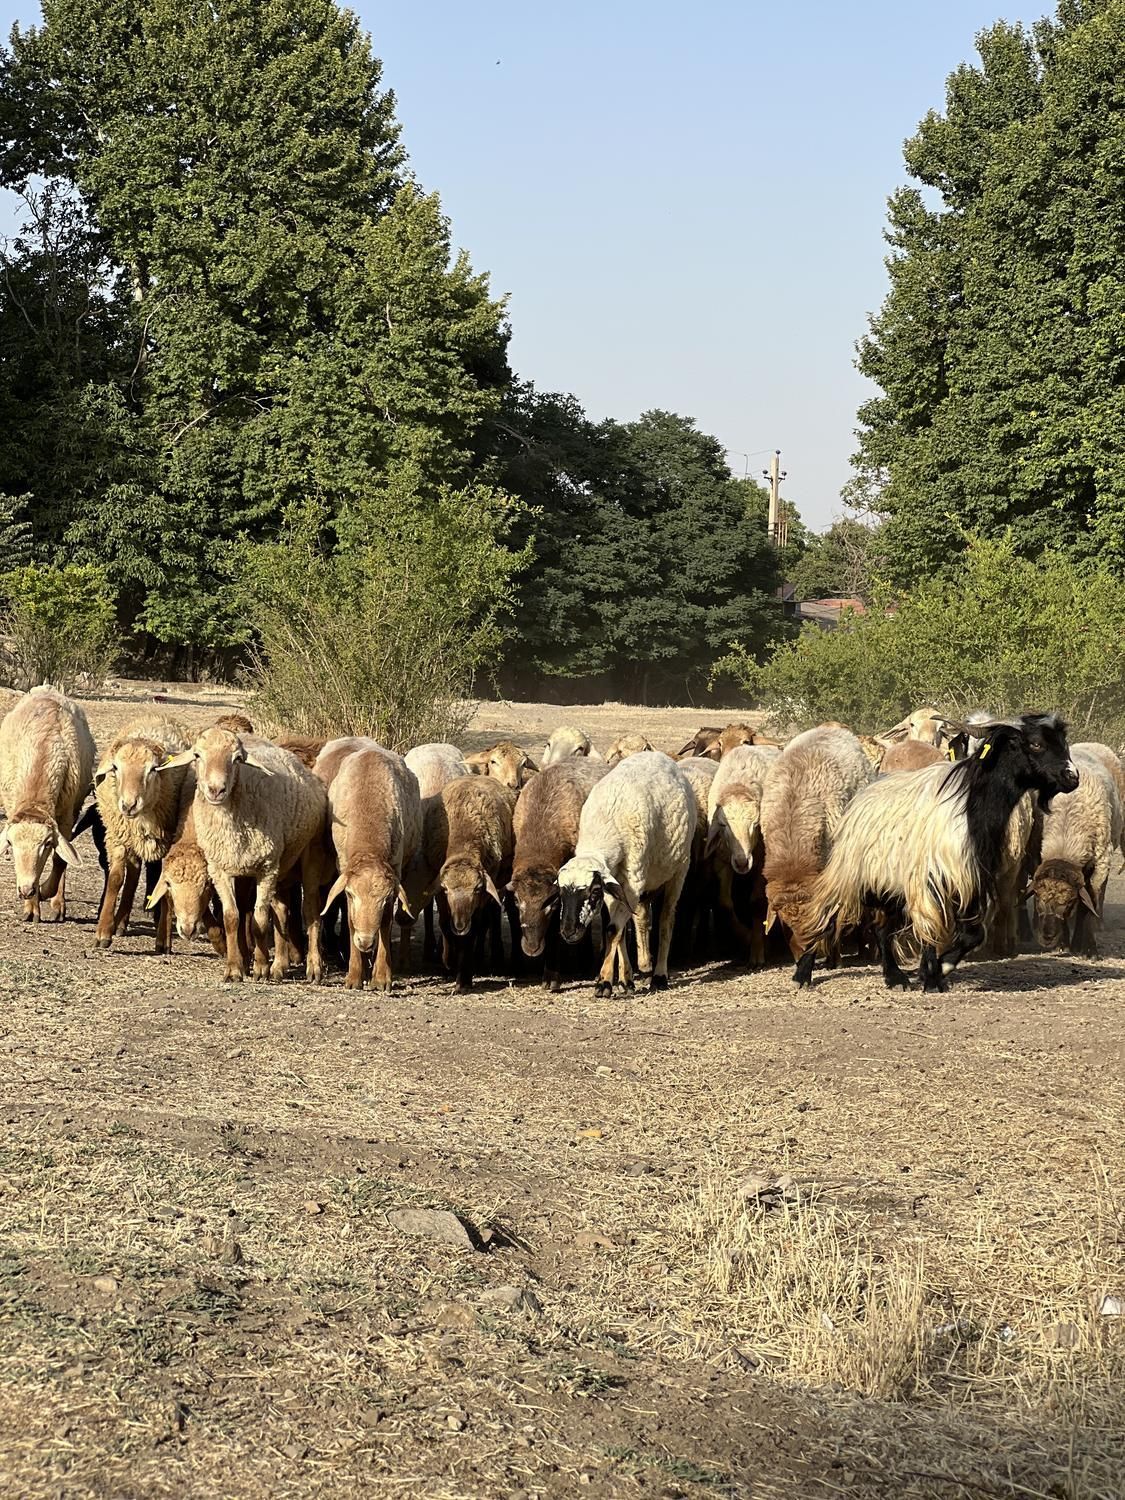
[979, 742, 992, 760]
[947, 746, 956, 761]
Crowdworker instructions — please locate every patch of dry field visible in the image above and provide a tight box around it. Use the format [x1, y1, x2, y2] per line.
[0, 688, 1122, 1498]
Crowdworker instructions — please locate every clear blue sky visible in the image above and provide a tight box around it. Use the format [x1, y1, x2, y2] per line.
[1, 1, 1049, 528]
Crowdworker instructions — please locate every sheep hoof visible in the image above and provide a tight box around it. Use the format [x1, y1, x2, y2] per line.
[269, 965, 288, 983]
[223, 968, 245, 984]
[113, 921, 129, 937]
[594, 980, 612, 998]
[545, 975, 561, 994]
[921, 975, 947, 994]
[618, 980, 635, 997]
[648, 973, 669, 993]
[792, 953, 816, 988]
[95, 935, 113, 950]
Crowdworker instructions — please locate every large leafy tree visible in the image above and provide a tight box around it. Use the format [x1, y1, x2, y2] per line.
[497, 389, 787, 699]
[853, 0, 1125, 582]
[0, 0, 511, 650]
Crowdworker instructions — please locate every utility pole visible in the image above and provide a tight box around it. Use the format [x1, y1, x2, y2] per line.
[762, 449, 788, 548]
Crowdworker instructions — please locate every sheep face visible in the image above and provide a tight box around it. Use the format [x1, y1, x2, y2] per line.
[343, 863, 398, 954]
[706, 787, 761, 874]
[440, 856, 501, 937]
[542, 728, 591, 766]
[97, 738, 167, 818]
[150, 854, 209, 940]
[1031, 861, 1095, 950]
[509, 868, 558, 957]
[605, 734, 653, 767]
[558, 857, 628, 943]
[766, 880, 817, 959]
[193, 729, 247, 805]
[1, 814, 78, 900]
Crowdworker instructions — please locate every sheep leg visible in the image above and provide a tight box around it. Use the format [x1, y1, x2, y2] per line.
[634, 899, 653, 976]
[488, 899, 503, 972]
[650, 869, 687, 992]
[213, 873, 246, 983]
[397, 910, 413, 974]
[41, 854, 67, 922]
[154, 894, 172, 955]
[112, 860, 142, 937]
[251, 874, 279, 981]
[714, 862, 758, 960]
[371, 906, 395, 993]
[544, 909, 562, 993]
[95, 851, 130, 948]
[423, 900, 440, 965]
[506, 892, 522, 975]
[268, 895, 292, 982]
[875, 914, 912, 991]
[204, 893, 226, 956]
[300, 850, 324, 985]
[596, 898, 634, 998]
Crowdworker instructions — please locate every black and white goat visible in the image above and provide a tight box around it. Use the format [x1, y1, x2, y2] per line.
[793, 713, 1079, 993]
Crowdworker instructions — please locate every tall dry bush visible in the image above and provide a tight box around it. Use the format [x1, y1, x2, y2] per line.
[0, 564, 117, 693]
[243, 490, 522, 749]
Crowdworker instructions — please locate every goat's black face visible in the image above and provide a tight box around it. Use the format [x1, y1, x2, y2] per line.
[1017, 713, 1079, 807]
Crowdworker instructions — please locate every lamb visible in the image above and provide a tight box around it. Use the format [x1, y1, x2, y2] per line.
[1028, 747, 1122, 956]
[509, 759, 608, 990]
[400, 742, 471, 967]
[436, 774, 516, 991]
[542, 726, 603, 765]
[315, 741, 422, 990]
[793, 714, 1079, 992]
[605, 733, 655, 765]
[557, 751, 696, 996]
[145, 775, 226, 955]
[158, 728, 328, 983]
[92, 715, 190, 951]
[879, 740, 945, 775]
[463, 740, 537, 790]
[759, 726, 872, 956]
[878, 706, 960, 750]
[704, 745, 781, 963]
[0, 685, 95, 921]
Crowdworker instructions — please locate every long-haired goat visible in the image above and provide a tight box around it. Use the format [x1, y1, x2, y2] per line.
[793, 713, 1079, 993]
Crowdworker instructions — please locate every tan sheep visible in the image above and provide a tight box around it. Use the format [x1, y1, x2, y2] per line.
[437, 775, 516, 991]
[1029, 748, 1122, 955]
[0, 686, 95, 921]
[542, 726, 603, 765]
[704, 745, 781, 963]
[315, 740, 422, 991]
[92, 715, 190, 951]
[159, 729, 328, 983]
[400, 742, 471, 968]
[879, 740, 945, 775]
[760, 725, 872, 957]
[463, 739, 538, 790]
[605, 733, 656, 766]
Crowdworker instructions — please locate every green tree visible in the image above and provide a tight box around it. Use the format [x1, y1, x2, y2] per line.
[789, 517, 885, 602]
[0, 0, 511, 654]
[497, 391, 788, 698]
[853, 1, 1125, 582]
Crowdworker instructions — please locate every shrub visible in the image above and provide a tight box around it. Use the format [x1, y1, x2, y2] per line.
[243, 487, 523, 749]
[716, 538, 1125, 739]
[0, 563, 118, 692]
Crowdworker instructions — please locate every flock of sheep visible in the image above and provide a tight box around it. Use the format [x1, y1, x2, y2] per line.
[0, 687, 1118, 996]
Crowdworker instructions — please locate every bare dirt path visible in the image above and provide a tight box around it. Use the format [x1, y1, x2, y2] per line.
[0, 689, 1121, 1498]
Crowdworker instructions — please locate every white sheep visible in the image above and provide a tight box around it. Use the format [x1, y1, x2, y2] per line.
[401, 741, 471, 968]
[1072, 741, 1125, 866]
[557, 751, 695, 995]
[159, 728, 328, 983]
[315, 740, 422, 990]
[0, 685, 95, 921]
[542, 726, 603, 765]
[93, 715, 190, 951]
[1029, 747, 1122, 955]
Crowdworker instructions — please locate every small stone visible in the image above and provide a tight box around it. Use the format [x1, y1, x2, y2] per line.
[92, 1275, 118, 1295]
[576, 1128, 603, 1140]
[595, 1065, 613, 1077]
[220, 1239, 243, 1266]
[282, 1441, 307, 1460]
[225, 1047, 245, 1060]
[303, 1200, 324, 1215]
[446, 1414, 465, 1431]
[477, 1285, 542, 1317]
[1099, 1295, 1123, 1317]
[386, 1207, 477, 1250]
[819, 1311, 835, 1332]
[572, 1231, 616, 1251]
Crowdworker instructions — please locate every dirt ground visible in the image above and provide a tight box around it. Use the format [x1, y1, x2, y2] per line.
[0, 686, 1122, 1499]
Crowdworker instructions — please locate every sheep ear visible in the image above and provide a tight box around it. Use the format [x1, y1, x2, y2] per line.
[0, 823, 9, 850]
[701, 739, 722, 761]
[484, 872, 503, 906]
[56, 834, 81, 867]
[764, 907, 778, 934]
[1078, 885, 1099, 914]
[146, 876, 169, 910]
[320, 872, 348, 916]
[396, 884, 414, 918]
[522, 755, 539, 774]
[602, 877, 633, 911]
[156, 749, 195, 771]
[704, 820, 724, 858]
[93, 764, 112, 785]
[243, 752, 274, 775]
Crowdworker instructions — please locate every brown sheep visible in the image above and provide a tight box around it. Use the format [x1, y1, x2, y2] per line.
[437, 775, 516, 991]
[275, 733, 327, 769]
[464, 740, 538, 791]
[675, 726, 723, 759]
[605, 733, 655, 766]
[214, 713, 255, 734]
[760, 726, 872, 957]
[879, 740, 945, 775]
[509, 759, 608, 991]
